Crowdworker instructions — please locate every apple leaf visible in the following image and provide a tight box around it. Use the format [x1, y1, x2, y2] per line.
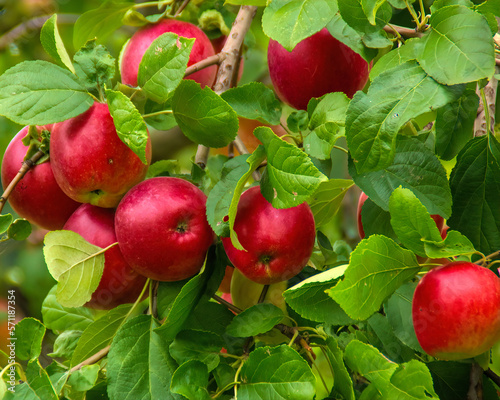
[361, 198, 398, 241]
[71, 304, 131, 367]
[308, 91, 350, 129]
[171, 360, 211, 400]
[435, 89, 479, 160]
[261, 0, 338, 51]
[107, 315, 179, 400]
[43, 230, 107, 308]
[0, 60, 94, 125]
[220, 82, 282, 125]
[338, 0, 391, 33]
[447, 135, 500, 255]
[254, 127, 328, 209]
[416, 5, 495, 85]
[349, 136, 452, 218]
[48, 330, 82, 359]
[184, 302, 235, 338]
[0, 214, 13, 234]
[308, 179, 354, 227]
[206, 155, 251, 236]
[22, 360, 59, 400]
[156, 279, 191, 320]
[320, 338, 355, 400]
[143, 98, 177, 131]
[328, 235, 420, 321]
[475, 0, 500, 16]
[138, 33, 194, 103]
[106, 89, 149, 164]
[172, 80, 239, 148]
[14, 318, 46, 361]
[238, 345, 316, 400]
[40, 14, 75, 73]
[41, 286, 96, 334]
[384, 282, 423, 352]
[7, 218, 31, 241]
[422, 230, 475, 259]
[388, 187, 443, 257]
[73, 39, 116, 93]
[73, 1, 132, 49]
[368, 39, 418, 80]
[65, 364, 100, 396]
[427, 361, 472, 400]
[169, 330, 224, 372]
[345, 340, 439, 399]
[226, 303, 284, 338]
[224, 0, 266, 5]
[284, 265, 356, 325]
[346, 60, 463, 174]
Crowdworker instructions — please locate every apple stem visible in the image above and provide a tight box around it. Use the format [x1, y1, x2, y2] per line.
[467, 362, 483, 400]
[484, 368, 500, 388]
[212, 294, 242, 314]
[0, 149, 45, 214]
[306, 346, 330, 394]
[257, 285, 269, 304]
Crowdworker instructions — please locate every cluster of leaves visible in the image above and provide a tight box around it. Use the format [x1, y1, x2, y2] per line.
[1, 0, 500, 399]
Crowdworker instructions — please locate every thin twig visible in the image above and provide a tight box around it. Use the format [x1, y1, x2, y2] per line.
[257, 285, 269, 304]
[173, 0, 191, 17]
[383, 24, 423, 38]
[212, 294, 242, 314]
[0, 150, 45, 214]
[484, 368, 500, 387]
[184, 54, 223, 78]
[69, 345, 111, 374]
[474, 69, 498, 137]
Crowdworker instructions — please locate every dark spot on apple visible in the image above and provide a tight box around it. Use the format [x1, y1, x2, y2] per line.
[91, 189, 104, 196]
[259, 254, 272, 264]
[108, 159, 113, 164]
[176, 221, 189, 234]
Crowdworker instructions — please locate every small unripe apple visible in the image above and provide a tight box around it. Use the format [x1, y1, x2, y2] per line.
[121, 19, 216, 88]
[412, 261, 500, 360]
[222, 186, 316, 285]
[1, 126, 80, 230]
[115, 177, 215, 282]
[267, 28, 370, 110]
[63, 204, 147, 310]
[50, 102, 152, 208]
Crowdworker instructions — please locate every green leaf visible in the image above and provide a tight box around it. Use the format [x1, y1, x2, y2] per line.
[435, 89, 479, 160]
[261, 0, 338, 51]
[73, 1, 133, 50]
[65, 364, 99, 395]
[388, 187, 443, 257]
[448, 135, 500, 255]
[184, 302, 235, 338]
[73, 39, 116, 93]
[422, 230, 476, 258]
[156, 279, 190, 320]
[107, 315, 180, 400]
[43, 230, 106, 308]
[360, 197, 398, 240]
[48, 330, 81, 359]
[143, 98, 177, 131]
[171, 360, 211, 400]
[40, 14, 75, 73]
[362, 0, 390, 25]
[427, 361, 470, 400]
[226, 303, 284, 337]
[349, 136, 453, 218]
[476, 0, 500, 17]
[328, 235, 420, 320]
[254, 126, 327, 208]
[346, 60, 463, 174]
[7, 218, 31, 241]
[238, 345, 316, 400]
[369, 39, 418, 80]
[170, 330, 224, 372]
[338, 0, 392, 33]
[138, 33, 194, 103]
[0, 60, 94, 125]
[106, 89, 149, 164]
[322, 337, 355, 400]
[284, 265, 356, 325]
[384, 282, 423, 352]
[0, 214, 13, 234]
[308, 91, 349, 129]
[172, 80, 239, 148]
[206, 155, 251, 236]
[308, 179, 354, 227]
[221, 82, 282, 125]
[24, 360, 59, 400]
[71, 304, 131, 367]
[41, 285, 95, 333]
[417, 5, 495, 85]
[14, 318, 46, 361]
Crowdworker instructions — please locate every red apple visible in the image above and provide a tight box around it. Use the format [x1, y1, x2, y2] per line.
[267, 28, 370, 110]
[222, 186, 316, 285]
[412, 261, 500, 360]
[63, 204, 147, 310]
[121, 19, 216, 88]
[1, 126, 80, 230]
[114, 177, 214, 281]
[50, 102, 152, 208]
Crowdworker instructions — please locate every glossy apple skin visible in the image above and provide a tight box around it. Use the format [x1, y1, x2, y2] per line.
[412, 261, 500, 360]
[50, 102, 152, 208]
[121, 19, 216, 88]
[1, 126, 80, 230]
[115, 177, 215, 281]
[267, 28, 370, 110]
[63, 204, 147, 309]
[222, 186, 316, 285]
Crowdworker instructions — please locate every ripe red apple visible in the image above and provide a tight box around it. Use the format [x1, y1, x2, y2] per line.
[412, 261, 500, 360]
[63, 204, 147, 310]
[1, 126, 80, 230]
[121, 19, 217, 88]
[50, 102, 152, 208]
[114, 177, 215, 281]
[267, 28, 370, 110]
[222, 186, 316, 285]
